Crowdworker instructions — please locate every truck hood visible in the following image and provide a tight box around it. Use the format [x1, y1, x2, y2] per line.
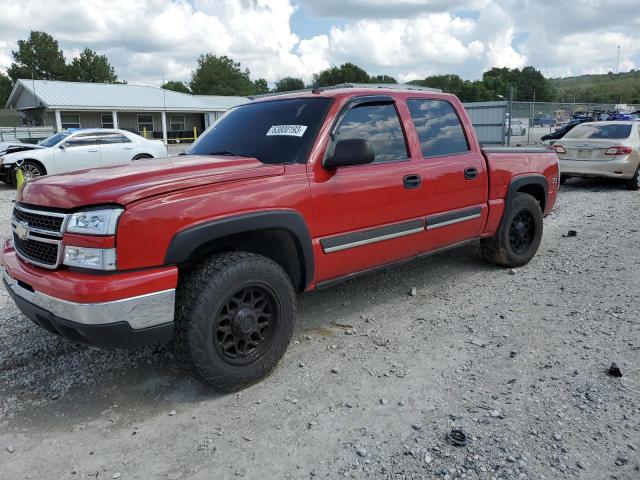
[18, 155, 285, 209]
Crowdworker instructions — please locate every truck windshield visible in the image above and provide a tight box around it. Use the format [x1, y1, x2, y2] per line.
[565, 123, 632, 140]
[187, 97, 332, 164]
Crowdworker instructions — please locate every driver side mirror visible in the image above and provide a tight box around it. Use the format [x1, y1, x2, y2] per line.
[323, 139, 375, 169]
[59, 142, 68, 150]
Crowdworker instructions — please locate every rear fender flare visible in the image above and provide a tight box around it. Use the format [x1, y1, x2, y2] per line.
[501, 174, 548, 226]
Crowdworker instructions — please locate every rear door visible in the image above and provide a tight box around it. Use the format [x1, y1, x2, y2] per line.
[52, 133, 100, 174]
[404, 97, 487, 252]
[98, 132, 136, 166]
[310, 96, 427, 283]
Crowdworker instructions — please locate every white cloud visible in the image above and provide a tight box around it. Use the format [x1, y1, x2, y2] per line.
[0, 0, 638, 87]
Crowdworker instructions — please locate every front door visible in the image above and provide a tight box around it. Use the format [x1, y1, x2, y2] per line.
[52, 133, 100, 174]
[310, 96, 427, 283]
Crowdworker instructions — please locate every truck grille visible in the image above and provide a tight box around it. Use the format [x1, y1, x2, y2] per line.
[13, 206, 66, 234]
[12, 234, 61, 267]
[11, 205, 68, 269]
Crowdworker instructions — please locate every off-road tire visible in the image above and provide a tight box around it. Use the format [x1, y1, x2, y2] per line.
[176, 251, 296, 391]
[624, 167, 640, 191]
[481, 192, 543, 268]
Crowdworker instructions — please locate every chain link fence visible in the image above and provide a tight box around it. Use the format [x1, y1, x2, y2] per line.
[506, 101, 640, 146]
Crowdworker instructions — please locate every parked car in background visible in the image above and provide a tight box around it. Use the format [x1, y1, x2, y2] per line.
[0, 128, 168, 185]
[508, 120, 526, 136]
[531, 115, 555, 127]
[552, 121, 640, 190]
[0, 141, 44, 158]
[541, 117, 594, 142]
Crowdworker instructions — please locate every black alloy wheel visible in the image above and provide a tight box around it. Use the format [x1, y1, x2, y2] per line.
[508, 211, 535, 254]
[213, 284, 279, 366]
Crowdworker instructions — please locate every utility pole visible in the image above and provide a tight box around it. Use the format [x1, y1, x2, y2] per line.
[616, 45, 620, 74]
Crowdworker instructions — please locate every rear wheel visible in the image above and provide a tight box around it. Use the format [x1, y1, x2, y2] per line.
[176, 252, 296, 391]
[133, 153, 152, 160]
[481, 192, 543, 268]
[624, 168, 640, 191]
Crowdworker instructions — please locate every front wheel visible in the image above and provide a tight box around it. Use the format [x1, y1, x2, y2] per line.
[481, 192, 544, 268]
[10, 160, 45, 186]
[176, 252, 296, 391]
[560, 175, 569, 185]
[624, 168, 640, 191]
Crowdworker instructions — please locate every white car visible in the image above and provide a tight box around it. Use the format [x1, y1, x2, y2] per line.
[508, 120, 526, 136]
[0, 128, 168, 185]
[552, 121, 640, 190]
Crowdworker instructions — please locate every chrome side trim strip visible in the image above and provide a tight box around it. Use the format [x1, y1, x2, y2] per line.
[426, 213, 482, 230]
[3, 269, 175, 330]
[324, 227, 425, 253]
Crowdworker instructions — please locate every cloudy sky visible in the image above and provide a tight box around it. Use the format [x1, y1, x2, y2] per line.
[0, 0, 638, 86]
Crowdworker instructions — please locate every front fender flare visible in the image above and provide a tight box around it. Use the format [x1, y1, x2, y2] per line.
[164, 210, 314, 290]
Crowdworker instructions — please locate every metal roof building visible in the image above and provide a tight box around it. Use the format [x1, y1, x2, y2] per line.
[5, 79, 248, 144]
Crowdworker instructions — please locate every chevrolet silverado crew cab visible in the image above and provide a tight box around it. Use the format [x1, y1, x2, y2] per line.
[1, 85, 559, 391]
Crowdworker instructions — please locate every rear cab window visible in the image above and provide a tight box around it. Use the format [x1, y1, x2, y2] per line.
[407, 99, 470, 157]
[565, 123, 632, 139]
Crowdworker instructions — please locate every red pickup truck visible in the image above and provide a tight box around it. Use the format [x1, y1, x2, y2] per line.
[1, 86, 559, 390]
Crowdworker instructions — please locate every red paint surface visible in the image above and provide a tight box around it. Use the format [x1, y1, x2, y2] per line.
[7, 88, 559, 300]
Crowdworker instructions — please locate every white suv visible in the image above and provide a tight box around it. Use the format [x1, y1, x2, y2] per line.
[0, 128, 168, 185]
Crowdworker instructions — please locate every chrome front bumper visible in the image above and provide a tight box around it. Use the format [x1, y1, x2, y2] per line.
[2, 267, 175, 330]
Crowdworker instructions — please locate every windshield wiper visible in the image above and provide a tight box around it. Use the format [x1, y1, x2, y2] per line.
[208, 150, 244, 157]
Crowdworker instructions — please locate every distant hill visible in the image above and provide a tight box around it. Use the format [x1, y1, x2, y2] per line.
[550, 70, 640, 105]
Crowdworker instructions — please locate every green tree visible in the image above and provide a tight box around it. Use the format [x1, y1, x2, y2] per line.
[0, 73, 12, 107]
[162, 80, 190, 94]
[253, 78, 269, 95]
[408, 74, 493, 102]
[190, 54, 255, 96]
[66, 48, 118, 83]
[7, 31, 67, 81]
[274, 76, 305, 92]
[482, 67, 553, 101]
[312, 62, 371, 87]
[370, 74, 397, 84]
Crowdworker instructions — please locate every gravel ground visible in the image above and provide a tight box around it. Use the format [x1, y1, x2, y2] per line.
[0, 178, 639, 479]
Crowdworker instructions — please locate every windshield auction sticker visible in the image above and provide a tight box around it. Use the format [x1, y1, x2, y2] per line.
[266, 125, 308, 137]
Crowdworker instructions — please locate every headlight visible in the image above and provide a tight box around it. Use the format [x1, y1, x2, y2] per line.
[63, 247, 117, 270]
[66, 208, 123, 235]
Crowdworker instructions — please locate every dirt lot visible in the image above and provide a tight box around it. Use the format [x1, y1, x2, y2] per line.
[0, 179, 638, 480]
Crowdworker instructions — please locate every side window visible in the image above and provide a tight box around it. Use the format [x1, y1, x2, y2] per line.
[407, 99, 469, 158]
[98, 133, 131, 144]
[65, 134, 98, 148]
[334, 103, 408, 164]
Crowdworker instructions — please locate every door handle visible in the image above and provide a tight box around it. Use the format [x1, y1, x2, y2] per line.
[88, 149, 98, 153]
[403, 174, 421, 189]
[464, 167, 478, 180]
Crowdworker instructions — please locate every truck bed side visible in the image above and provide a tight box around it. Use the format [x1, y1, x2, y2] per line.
[480, 146, 559, 236]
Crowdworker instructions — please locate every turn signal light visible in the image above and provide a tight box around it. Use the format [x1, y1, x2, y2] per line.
[605, 146, 632, 156]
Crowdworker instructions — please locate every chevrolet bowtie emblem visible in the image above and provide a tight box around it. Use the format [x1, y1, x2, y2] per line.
[15, 221, 29, 241]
